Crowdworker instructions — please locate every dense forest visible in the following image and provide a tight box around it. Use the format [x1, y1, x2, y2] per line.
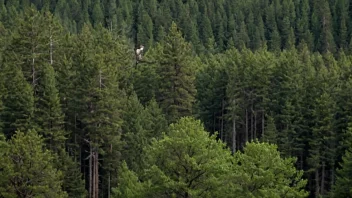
[1, 0, 352, 197]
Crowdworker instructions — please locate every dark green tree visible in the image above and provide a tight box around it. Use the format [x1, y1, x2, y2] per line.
[0, 66, 34, 138]
[156, 22, 197, 123]
[92, 0, 104, 28]
[0, 130, 67, 197]
[332, 127, 352, 197]
[230, 142, 308, 198]
[34, 63, 66, 151]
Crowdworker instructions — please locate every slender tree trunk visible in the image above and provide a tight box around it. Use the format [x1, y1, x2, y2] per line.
[95, 151, 99, 198]
[89, 147, 92, 198]
[315, 169, 320, 198]
[330, 167, 335, 193]
[321, 162, 325, 195]
[262, 111, 264, 137]
[32, 57, 36, 86]
[245, 109, 248, 143]
[108, 172, 111, 198]
[99, 69, 102, 89]
[251, 106, 254, 141]
[254, 111, 257, 139]
[50, 35, 53, 65]
[300, 151, 303, 170]
[232, 99, 236, 153]
[213, 112, 216, 133]
[221, 99, 224, 141]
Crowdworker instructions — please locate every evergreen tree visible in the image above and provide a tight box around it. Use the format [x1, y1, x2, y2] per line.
[92, 0, 104, 28]
[0, 66, 34, 137]
[231, 142, 308, 198]
[332, 125, 352, 197]
[0, 130, 67, 197]
[137, 11, 153, 50]
[34, 63, 66, 151]
[196, 54, 228, 136]
[238, 21, 250, 49]
[199, 13, 213, 49]
[111, 162, 148, 198]
[116, 117, 233, 197]
[313, 0, 336, 53]
[296, 0, 313, 50]
[71, 25, 125, 198]
[261, 115, 278, 144]
[156, 22, 197, 123]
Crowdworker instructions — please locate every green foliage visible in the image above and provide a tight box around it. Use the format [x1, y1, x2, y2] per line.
[0, 66, 34, 137]
[231, 142, 308, 198]
[332, 142, 352, 197]
[195, 54, 227, 135]
[4, 2, 352, 197]
[34, 63, 66, 150]
[92, 0, 104, 28]
[137, 7, 154, 49]
[112, 162, 149, 198]
[58, 151, 87, 198]
[262, 116, 278, 144]
[0, 130, 67, 197]
[114, 117, 308, 197]
[121, 93, 167, 172]
[156, 22, 197, 123]
[117, 117, 233, 197]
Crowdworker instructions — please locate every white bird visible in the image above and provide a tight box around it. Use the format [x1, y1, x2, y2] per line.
[136, 45, 144, 62]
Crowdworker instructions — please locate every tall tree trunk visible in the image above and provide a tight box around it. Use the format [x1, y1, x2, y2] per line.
[95, 151, 99, 198]
[300, 151, 304, 170]
[321, 162, 325, 195]
[50, 34, 53, 65]
[32, 56, 36, 86]
[213, 112, 216, 133]
[245, 109, 248, 143]
[232, 99, 236, 153]
[315, 169, 320, 198]
[251, 105, 254, 141]
[221, 99, 224, 141]
[108, 172, 111, 198]
[254, 111, 257, 139]
[93, 151, 96, 198]
[89, 147, 92, 198]
[330, 167, 334, 193]
[262, 111, 264, 137]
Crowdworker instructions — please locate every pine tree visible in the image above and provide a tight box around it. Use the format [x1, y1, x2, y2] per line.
[137, 10, 153, 50]
[34, 63, 66, 151]
[0, 0, 7, 22]
[199, 13, 213, 49]
[133, 117, 233, 197]
[92, 0, 104, 28]
[238, 21, 250, 49]
[196, 54, 228, 136]
[231, 142, 308, 197]
[156, 22, 197, 123]
[297, 0, 313, 50]
[332, 134, 352, 198]
[312, 0, 336, 53]
[336, 0, 349, 50]
[0, 66, 34, 138]
[111, 162, 147, 198]
[6, 8, 47, 87]
[0, 130, 67, 197]
[261, 115, 278, 144]
[71, 25, 125, 198]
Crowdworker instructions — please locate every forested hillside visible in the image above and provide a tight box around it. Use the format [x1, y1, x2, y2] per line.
[1, 0, 352, 198]
[1, 0, 352, 54]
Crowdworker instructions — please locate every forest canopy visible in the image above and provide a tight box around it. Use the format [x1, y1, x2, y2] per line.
[1, 0, 352, 197]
